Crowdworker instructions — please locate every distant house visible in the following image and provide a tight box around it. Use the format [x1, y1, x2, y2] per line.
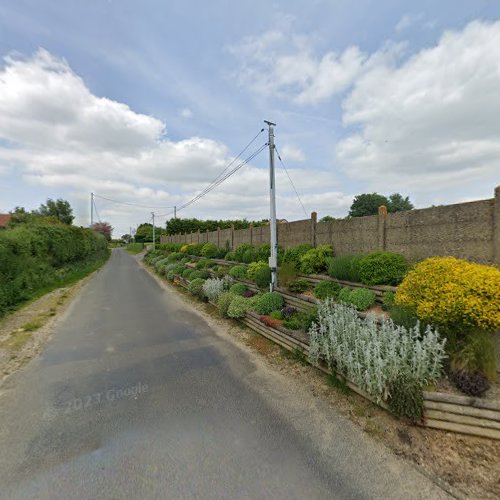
[0, 214, 11, 229]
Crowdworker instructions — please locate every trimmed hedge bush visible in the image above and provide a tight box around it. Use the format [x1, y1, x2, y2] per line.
[227, 296, 250, 318]
[254, 266, 272, 289]
[313, 281, 340, 300]
[358, 251, 407, 286]
[338, 287, 375, 311]
[201, 243, 219, 259]
[229, 283, 247, 296]
[0, 223, 108, 316]
[253, 292, 284, 315]
[229, 265, 247, 279]
[299, 245, 333, 274]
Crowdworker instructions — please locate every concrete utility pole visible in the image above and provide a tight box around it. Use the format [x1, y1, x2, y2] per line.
[265, 120, 278, 291]
[129, 226, 132, 244]
[90, 192, 94, 227]
[151, 212, 156, 251]
[174, 206, 177, 219]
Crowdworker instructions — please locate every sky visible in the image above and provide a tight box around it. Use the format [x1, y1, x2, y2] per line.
[0, 0, 499, 237]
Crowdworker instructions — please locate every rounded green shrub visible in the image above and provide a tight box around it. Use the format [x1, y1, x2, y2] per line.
[201, 243, 219, 259]
[270, 310, 283, 320]
[224, 251, 236, 261]
[254, 292, 284, 315]
[246, 261, 267, 281]
[229, 283, 247, 296]
[348, 288, 376, 311]
[227, 296, 250, 318]
[196, 259, 210, 269]
[313, 281, 341, 300]
[338, 287, 352, 303]
[242, 248, 258, 264]
[166, 270, 175, 281]
[234, 244, 254, 262]
[328, 255, 363, 283]
[287, 279, 309, 294]
[254, 266, 272, 289]
[188, 278, 205, 296]
[190, 270, 210, 280]
[172, 264, 186, 275]
[182, 268, 194, 279]
[166, 252, 184, 263]
[358, 251, 407, 286]
[217, 292, 234, 318]
[282, 244, 313, 268]
[229, 265, 247, 279]
[299, 245, 334, 274]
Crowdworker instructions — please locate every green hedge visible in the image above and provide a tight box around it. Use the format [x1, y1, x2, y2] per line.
[0, 223, 108, 316]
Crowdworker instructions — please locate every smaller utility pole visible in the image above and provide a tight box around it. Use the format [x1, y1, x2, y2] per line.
[265, 120, 278, 291]
[129, 226, 132, 244]
[174, 205, 177, 218]
[90, 192, 94, 227]
[151, 212, 156, 251]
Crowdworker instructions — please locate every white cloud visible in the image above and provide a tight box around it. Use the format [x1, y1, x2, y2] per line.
[280, 144, 305, 162]
[0, 49, 345, 234]
[336, 20, 500, 192]
[228, 28, 405, 105]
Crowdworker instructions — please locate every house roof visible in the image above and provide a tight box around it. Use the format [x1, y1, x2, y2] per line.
[0, 214, 12, 228]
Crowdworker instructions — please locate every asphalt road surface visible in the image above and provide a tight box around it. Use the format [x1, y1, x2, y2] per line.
[0, 249, 450, 499]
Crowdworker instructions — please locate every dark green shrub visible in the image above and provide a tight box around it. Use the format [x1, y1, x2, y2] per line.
[358, 251, 408, 285]
[328, 255, 363, 282]
[229, 283, 247, 296]
[201, 243, 219, 259]
[242, 248, 258, 264]
[388, 375, 424, 421]
[254, 292, 284, 315]
[283, 317, 302, 330]
[229, 265, 247, 279]
[188, 278, 205, 296]
[282, 244, 313, 268]
[270, 310, 284, 320]
[190, 270, 210, 280]
[196, 259, 210, 269]
[313, 281, 341, 300]
[227, 296, 250, 318]
[217, 292, 234, 318]
[256, 243, 284, 263]
[390, 306, 422, 331]
[182, 268, 194, 279]
[166, 270, 176, 281]
[338, 287, 352, 303]
[348, 288, 375, 311]
[296, 308, 318, 331]
[205, 261, 218, 268]
[254, 266, 272, 289]
[185, 243, 205, 256]
[287, 279, 309, 294]
[277, 262, 298, 286]
[382, 291, 396, 311]
[166, 252, 184, 262]
[234, 244, 254, 262]
[224, 251, 236, 261]
[299, 245, 334, 274]
[172, 264, 186, 275]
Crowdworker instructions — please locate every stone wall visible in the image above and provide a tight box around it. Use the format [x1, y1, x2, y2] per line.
[161, 186, 500, 265]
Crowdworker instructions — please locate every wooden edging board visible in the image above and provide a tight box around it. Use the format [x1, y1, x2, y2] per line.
[167, 268, 500, 441]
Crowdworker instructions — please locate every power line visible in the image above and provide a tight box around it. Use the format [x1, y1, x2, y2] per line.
[93, 193, 175, 209]
[171, 143, 267, 216]
[274, 144, 308, 218]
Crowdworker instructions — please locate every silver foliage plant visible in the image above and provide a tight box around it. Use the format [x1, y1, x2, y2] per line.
[308, 299, 446, 402]
[202, 278, 225, 302]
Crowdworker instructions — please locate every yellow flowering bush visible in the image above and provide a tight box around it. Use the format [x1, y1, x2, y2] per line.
[395, 257, 500, 332]
[180, 245, 189, 253]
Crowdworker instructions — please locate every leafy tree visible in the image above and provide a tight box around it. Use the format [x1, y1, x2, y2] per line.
[9, 206, 59, 226]
[37, 198, 74, 225]
[387, 193, 414, 213]
[165, 217, 268, 236]
[320, 215, 337, 222]
[349, 193, 389, 217]
[92, 221, 113, 241]
[349, 193, 414, 217]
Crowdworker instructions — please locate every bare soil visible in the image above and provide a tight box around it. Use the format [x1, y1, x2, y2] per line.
[150, 268, 500, 500]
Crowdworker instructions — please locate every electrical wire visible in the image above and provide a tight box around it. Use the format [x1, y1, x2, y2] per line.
[93, 193, 175, 209]
[274, 144, 308, 218]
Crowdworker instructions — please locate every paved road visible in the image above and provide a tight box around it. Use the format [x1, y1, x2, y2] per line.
[0, 250, 450, 499]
